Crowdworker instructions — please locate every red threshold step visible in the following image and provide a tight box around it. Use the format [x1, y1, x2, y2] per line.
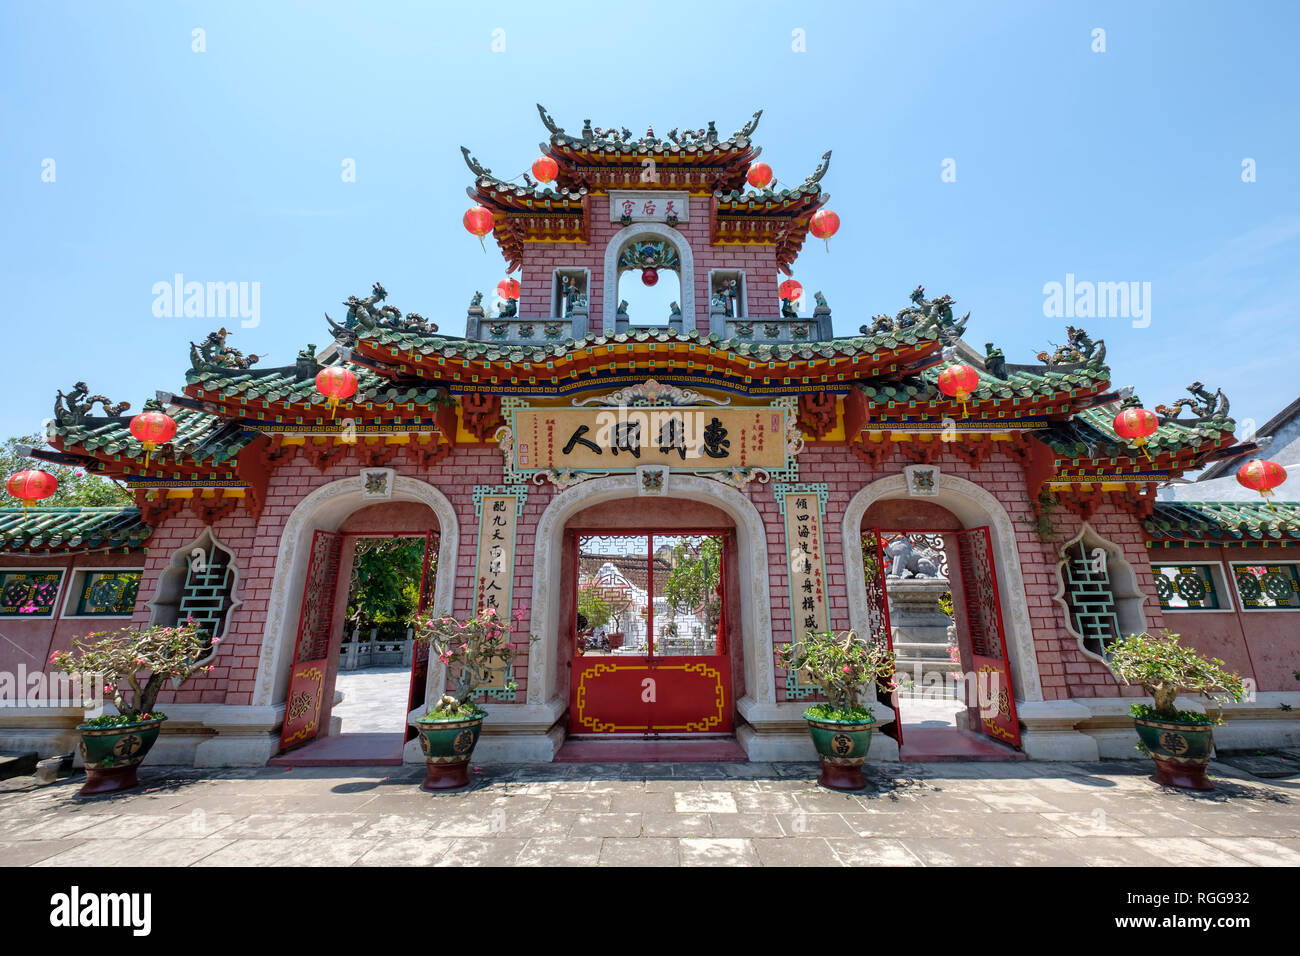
[897, 727, 1026, 762]
[269, 732, 405, 767]
[555, 737, 749, 763]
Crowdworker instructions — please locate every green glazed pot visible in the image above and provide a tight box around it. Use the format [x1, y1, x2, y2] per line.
[1133, 715, 1216, 792]
[76, 716, 166, 796]
[413, 711, 485, 791]
[804, 711, 874, 791]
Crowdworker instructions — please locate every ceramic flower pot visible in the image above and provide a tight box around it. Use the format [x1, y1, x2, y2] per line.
[76, 716, 166, 796]
[804, 712, 874, 791]
[1133, 715, 1216, 792]
[413, 711, 485, 791]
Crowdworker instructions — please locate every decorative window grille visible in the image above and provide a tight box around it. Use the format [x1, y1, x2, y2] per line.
[0, 570, 63, 617]
[1232, 563, 1300, 610]
[74, 570, 142, 616]
[179, 541, 236, 639]
[1061, 540, 1121, 657]
[1152, 565, 1222, 611]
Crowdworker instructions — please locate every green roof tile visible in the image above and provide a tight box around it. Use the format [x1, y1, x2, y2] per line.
[0, 507, 151, 554]
[1145, 500, 1300, 546]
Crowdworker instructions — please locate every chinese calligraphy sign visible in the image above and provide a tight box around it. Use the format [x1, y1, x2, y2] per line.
[776, 484, 830, 699]
[473, 487, 526, 696]
[608, 190, 690, 223]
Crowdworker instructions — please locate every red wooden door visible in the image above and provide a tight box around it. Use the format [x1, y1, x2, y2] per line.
[955, 526, 1020, 748]
[405, 530, 438, 742]
[862, 528, 900, 745]
[279, 529, 344, 752]
[568, 532, 733, 736]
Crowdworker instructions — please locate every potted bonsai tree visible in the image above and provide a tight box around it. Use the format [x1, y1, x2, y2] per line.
[410, 604, 523, 791]
[1109, 629, 1246, 792]
[49, 619, 215, 795]
[779, 629, 896, 791]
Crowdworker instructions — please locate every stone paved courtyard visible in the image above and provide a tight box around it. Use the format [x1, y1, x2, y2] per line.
[1, 757, 1297, 867]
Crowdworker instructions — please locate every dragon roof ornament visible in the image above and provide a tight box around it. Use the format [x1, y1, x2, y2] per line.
[54, 383, 130, 427]
[1155, 382, 1230, 426]
[535, 105, 764, 151]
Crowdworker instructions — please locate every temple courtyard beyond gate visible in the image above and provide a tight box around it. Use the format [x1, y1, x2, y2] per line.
[2, 757, 1297, 867]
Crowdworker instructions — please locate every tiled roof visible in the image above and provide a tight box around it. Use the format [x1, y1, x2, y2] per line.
[51, 408, 254, 466]
[186, 363, 448, 412]
[1039, 402, 1234, 462]
[0, 507, 151, 554]
[859, 360, 1109, 410]
[1145, 500, 1300, 547]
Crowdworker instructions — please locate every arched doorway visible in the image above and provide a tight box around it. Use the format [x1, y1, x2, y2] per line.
[842, 474, 1040, 760]
[601, 222, 696, 329]
[251, 476, 459, 766]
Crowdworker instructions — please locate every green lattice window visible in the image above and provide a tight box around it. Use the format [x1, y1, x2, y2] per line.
[1061, 540, 1121, 655]
[1152, 565, 1222, 611]
[0, 570, 63, 617]
[71, 570, 142, 616]
[179, 542, 236, 639]
[1232, 563, 1300, 610]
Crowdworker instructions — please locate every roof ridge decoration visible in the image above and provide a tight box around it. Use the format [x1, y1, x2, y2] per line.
[1154, 381, 1230, 426]
[326, 282, 438, 347]
[1036, 326, 1106, 369]
[54, 382, 131, 427]
[535, 104, 762, 150]
[189, 327, 260, 372]
[859, 285, 969, 346]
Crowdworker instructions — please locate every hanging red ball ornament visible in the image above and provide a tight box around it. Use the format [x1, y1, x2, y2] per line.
[129, 410, 178, 467]
[937, 363, 981, 415]
[463, 205, 495, 251]
[810, 208, 840, 252]
[531, 156, 558, 184]
[641, 268, 659, 287]
[777, 279, 803, 303]
[1112, 407, 1159, 461]
[6, 469, 58, 515]
[315, 366, 358, 419]
[1236, 459, 1288, 512]
[746, 162, 773, 189]
[496, 278, 520, 301]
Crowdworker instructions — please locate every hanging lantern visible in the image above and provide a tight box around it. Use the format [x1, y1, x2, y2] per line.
[531, 156, 558, 184]
[641, 268, 659, 287]
[1113, 407, 1159, 462]
[6, 469, 58, 517]
[777, 279, 803, 304]
[129, 410, 177, 467]
[463, 205, 495, 251]
[496, 278, 520, 301]
[746, 162, 773, 189]
[1236, 459, 1288, 512]
[315, 367, 358, 419]
[937, 363, 980, 416]
[810, 208, 840, 252]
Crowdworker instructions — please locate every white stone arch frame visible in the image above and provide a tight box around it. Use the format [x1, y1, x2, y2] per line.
[251, 476, 459, 716]
[526, 474, 774, 710]
[601, 222, 695, 330]
[840, 473, 1044, 703]
[1051, 521, 1151, 667]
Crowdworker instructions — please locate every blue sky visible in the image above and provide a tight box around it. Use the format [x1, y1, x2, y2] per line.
[2, 1, 1297, 447]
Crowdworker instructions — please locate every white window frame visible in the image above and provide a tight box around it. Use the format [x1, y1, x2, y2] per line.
[1229, 560, 1300, 611]
[0, 567, 66, 619]
[708, 269, 748, 319]
[551, 268, 591, 320]
[1150, 560, 1235, 614]
[60, 566, 145, 620]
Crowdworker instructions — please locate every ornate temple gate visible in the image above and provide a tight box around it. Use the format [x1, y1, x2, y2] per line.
[861, 529, 899, 744]
[954, 526, 1020, 748]
[567, 530, 733, 736]
[279, 529, 343, 752]
[404, 529, 439, 742]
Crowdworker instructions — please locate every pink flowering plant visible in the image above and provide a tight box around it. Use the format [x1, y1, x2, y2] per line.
[779, 629, 896, 722]
[48, 619, 216, 727]
[412, 605, 532, 720]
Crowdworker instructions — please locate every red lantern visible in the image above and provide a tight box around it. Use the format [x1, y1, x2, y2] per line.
[938, 363, 980, 416]
[778, 279, 803, 304]
[496, 278, 520, 301]
[746, 162, 773, 189]
[810, 208, 840, 252]
[532, 156, 558, 184]
[1237, 459, 1288, 512]
[641, 268, 659, 287]
[315, 367, 358, 418]
[463, 205, 495, 251]
[129, 410, 177, 467]
[1113, 407, 1159, 461]
[6, 469, 58, 515]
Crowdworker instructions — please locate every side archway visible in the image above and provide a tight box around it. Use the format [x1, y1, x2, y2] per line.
[840, 472, 1044, 703]
[601, 222, 695, 330]
[251, 475, 459, 711]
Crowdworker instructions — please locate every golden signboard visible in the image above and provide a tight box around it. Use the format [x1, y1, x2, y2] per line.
[511, 405, 788, 475]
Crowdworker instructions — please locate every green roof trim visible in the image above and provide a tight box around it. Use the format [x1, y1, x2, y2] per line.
[51, 408, 254, 465]
[1145, 500, 1300, 547]
[859, 359, 1109, 406]
[1038, 400, 1234, 462]
[0, 507, 151, 554]
[185, 363, 447, 410]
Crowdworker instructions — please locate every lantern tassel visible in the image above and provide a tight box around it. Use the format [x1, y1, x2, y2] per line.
[1263, 489, 1276, 514]
[479, 236, 486, 253]
[823, 238, 830, 253]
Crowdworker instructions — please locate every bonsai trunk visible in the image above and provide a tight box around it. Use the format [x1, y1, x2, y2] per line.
[1149, 682, 1180, 720]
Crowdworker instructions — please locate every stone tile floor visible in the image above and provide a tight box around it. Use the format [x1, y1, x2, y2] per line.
[332, 666, 413, 734]
[0, 758, 1296, 867]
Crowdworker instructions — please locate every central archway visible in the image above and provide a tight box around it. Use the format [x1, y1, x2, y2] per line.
[601, 222, 696, 329]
